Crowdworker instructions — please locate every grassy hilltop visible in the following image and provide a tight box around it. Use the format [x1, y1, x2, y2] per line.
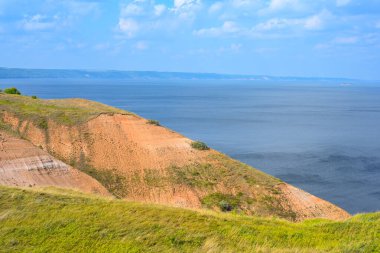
[0, 92, 129, 126]
[0, 186, 379, 253]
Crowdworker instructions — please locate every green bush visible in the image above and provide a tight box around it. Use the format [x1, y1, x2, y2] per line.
[201, 193, 240, 212]
[147, 119, 160, 126]
[191, 141, 210, 150]
[219, 200, 233, 212]
[31, 95, 37, 99]
[4, 87, 21, 95]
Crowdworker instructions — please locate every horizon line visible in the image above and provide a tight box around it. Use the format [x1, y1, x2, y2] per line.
[0, 66, 378, 82]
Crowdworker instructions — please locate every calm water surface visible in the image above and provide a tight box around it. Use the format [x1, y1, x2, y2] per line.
[1, 78, 380, 214]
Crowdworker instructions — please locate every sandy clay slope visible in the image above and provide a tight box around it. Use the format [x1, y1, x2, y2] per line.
[0, 95, 350, 221]
[0, 131, 109, 196]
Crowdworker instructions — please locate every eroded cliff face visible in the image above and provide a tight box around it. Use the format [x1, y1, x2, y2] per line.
[0, 131, 110, 196]
[0, 109, 350, 221]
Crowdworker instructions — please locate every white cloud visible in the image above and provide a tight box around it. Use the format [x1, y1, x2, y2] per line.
[174, 0, 198, 9]
[218, 43, 243, 53]
[194, 21, 240, 36]
[230, 43, 242, 51]
[253, 11, 330, 32]
[196, 8, 331, 38]
[336, 0, 351, 7]
[21, 14, 58, 31]
[304, 14, 322, 30]
[18, 2, 100, 32]
[314, 43, 330, 50]
[121, 3, 144, 16]
[64, 1, 100, 16]
[231, 0, 257, 8]
[304, 10, 330, 30]
[172, 0, 202, 20]
[118, 18, 139, 37]
[333, 36, 358, 44]
[93, 43, 110, 51]
[209, 2, 223, 13]
[362, 33, 380, 45]
[255, 47, 277, 54]
[268, 0, 301, 11]
[316, 35, 359, 50]
[134, 41, 148, 50]
[254, 18, 300, 31]
[154, 4, 166, 16]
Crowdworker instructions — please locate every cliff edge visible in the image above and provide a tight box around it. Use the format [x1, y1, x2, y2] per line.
[0, 93, 350, 221]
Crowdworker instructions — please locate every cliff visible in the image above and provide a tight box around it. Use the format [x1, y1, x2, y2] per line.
[0, 93, 350, 221]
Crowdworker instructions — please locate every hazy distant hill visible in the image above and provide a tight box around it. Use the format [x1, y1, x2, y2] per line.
[0, 67, 355, 82]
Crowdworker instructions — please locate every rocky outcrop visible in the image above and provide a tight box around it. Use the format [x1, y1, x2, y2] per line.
[0, 131, 110, 196]
[277, 183, 350, 221]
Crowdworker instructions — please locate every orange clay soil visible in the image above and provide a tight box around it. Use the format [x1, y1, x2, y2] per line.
[0, 99, 351, 221]
[0, 131, 110, 196]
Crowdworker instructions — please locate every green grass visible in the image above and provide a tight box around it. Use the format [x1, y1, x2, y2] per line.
[67, 152, 129, 199]
[0, 93, 131, 126]
[77, 165, 128, 199]
[191, 141, 210, 150]
[201, 192, 244, 212]
[146, 119, 160, 126]
[3, 87, 21, 95]
[0, 186, 378, 252]
[137, 155, 295, 219]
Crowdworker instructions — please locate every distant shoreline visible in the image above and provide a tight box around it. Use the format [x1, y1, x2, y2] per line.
[0, 67, 366, 82]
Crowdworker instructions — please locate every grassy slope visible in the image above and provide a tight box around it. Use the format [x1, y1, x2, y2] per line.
[0, 186, 378, 253]
[0, 93, 130, 126]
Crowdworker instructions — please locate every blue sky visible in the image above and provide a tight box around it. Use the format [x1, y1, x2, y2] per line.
[0, 0, 379, 79]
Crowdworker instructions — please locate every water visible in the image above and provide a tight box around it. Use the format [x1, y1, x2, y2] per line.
[1, 78, 380, 214]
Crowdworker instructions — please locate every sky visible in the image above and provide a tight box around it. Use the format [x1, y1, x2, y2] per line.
[0, 0, 379, 79]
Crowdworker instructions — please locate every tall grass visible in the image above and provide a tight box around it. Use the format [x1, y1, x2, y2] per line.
[0, 186, 378, 252]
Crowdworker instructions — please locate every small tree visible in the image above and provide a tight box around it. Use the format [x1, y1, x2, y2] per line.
[4, 87, 21, 95]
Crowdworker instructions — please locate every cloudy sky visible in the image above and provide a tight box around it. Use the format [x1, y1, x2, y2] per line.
[0, 0, 379, 79]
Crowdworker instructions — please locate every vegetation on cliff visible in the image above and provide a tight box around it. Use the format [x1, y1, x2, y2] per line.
[0, 93, 130, 126]
[0, 92, 350, 221]
[191, 141, 210, 150]
[3, 87, 21, 95]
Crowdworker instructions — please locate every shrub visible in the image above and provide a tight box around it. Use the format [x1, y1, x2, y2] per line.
[31, 95, 37, 99]
[36, 118, 48, 130]
[219, 200, 233, 212]
[147, 119, 160, 126]
[201, 193, 240, 212]
[4, 87, 21, 95]
[191, 141, 210, 150]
